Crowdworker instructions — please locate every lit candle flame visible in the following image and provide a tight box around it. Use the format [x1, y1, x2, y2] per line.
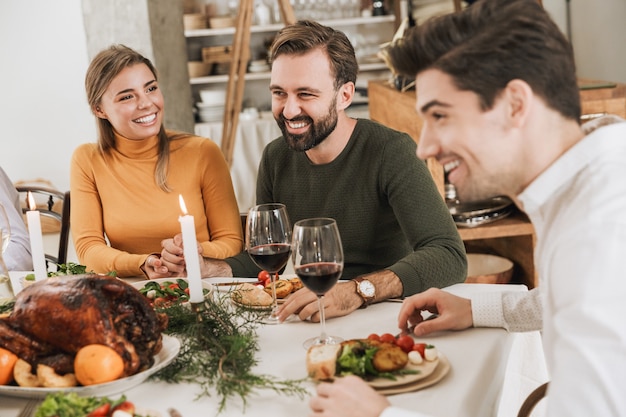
[27, 191, 36, 211]
[179, 194, 188, 215]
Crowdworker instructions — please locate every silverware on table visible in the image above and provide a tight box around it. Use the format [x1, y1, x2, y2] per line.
[212, 281, 262, 286]
[17, 399, 40, 417]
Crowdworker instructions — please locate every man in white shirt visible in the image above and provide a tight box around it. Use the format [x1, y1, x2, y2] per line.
[308, 0, 626, 416]
[0, 167, 32, 271]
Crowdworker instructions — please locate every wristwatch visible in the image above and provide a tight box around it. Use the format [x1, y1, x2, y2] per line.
[354, 277, 376, 308]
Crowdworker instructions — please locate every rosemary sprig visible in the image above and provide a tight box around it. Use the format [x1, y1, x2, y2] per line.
[151, 293, 308, 414]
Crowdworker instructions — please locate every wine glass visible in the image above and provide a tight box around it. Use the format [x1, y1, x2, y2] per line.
[246, 203, 292, 324]
[292, 217, 344, 349]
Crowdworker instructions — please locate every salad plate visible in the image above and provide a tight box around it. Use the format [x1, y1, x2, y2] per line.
[373, 354, 450, 395]
[0, 335, 180, 399]
[366, 353, 442, 388]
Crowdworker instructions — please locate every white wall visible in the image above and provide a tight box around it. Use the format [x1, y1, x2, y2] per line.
[0, 0, 94, 192]
[0, 0, 624, 194]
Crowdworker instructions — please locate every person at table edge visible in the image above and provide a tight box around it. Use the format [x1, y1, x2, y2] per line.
[70, 45, 242, 278]
[160, 20, 467, 322]
[0, 166, 33, 271]
[309, 0, 626, 416]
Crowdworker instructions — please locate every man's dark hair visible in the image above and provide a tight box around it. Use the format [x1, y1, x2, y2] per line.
[387, 0, 580, 121]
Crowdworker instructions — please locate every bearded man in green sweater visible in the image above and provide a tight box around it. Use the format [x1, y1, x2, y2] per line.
[161, 20, 466, 323]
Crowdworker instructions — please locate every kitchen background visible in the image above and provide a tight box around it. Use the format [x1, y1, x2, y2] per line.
[1, 0, 625, 194]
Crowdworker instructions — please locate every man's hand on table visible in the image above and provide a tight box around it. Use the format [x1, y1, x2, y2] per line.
[309, 375, 389, 417]
[398, 288, 473, 336]
[278, 270, 404, 323]
[277, 280, 363, 322]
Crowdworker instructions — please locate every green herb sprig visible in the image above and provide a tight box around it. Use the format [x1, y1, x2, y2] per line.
[152, 294, 307, 414]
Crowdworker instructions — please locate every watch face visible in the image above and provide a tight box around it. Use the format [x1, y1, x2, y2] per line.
[359, 280, 375, 297]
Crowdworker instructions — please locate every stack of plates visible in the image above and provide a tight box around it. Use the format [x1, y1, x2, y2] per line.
[448, 196, 514, 228]
[196, 102, 224, 123]
[248, 59, 270, 73]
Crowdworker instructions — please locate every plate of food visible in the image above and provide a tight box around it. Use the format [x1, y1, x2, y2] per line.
[306, 335, 449, 392]
[0, 274, 178, 398]
[132, 278, 213, 307]
[0, 334, 180, 399]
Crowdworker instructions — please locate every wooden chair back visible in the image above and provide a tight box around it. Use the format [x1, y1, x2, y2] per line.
[15, 186, 71, 267]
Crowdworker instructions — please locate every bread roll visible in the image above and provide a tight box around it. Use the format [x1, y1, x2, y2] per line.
[264, 279, 293, 298]
[231, 283, 273, 306]
[306, 343, 341, 381]
[289, 277, 303, 291]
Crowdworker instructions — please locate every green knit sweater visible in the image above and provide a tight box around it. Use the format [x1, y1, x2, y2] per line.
[226, 119, 466, 297]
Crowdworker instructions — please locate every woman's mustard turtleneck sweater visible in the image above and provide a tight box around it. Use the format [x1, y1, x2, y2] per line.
[70, 132, 242, 277]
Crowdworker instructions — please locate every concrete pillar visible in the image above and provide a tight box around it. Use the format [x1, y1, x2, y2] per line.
[81, 0, 194, 132]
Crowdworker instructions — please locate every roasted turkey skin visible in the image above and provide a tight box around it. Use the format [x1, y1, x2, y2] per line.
[0, 274, 168, 376]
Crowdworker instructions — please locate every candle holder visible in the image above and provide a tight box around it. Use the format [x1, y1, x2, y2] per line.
[191, 300, 207, 322]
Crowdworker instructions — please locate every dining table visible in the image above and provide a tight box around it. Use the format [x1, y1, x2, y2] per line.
[0, 281, 548, 417]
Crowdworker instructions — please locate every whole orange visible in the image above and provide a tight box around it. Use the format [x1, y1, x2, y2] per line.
[0, 347, 18, 385]
[74, 344, 124, 386]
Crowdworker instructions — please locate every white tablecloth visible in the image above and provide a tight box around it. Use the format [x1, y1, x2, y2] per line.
[1, 283, 548, 417]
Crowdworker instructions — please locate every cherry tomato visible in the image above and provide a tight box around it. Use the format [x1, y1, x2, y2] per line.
[258, 270, 271, 284]
[379, 333, 396, 344]
[153, 297, 167, 307]
[184, 288, 190, 295]
[112, 401, 136, 415]
[367, 333, 381, 341]
[168, 283, 179, 290]
[396, 335, 414, 353]
[87, 403, 111, 417]
[412, 343, 427, 358]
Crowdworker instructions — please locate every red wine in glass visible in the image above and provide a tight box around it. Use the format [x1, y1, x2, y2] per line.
[295, 262, 342, 295]
[248, 243, 291, 273]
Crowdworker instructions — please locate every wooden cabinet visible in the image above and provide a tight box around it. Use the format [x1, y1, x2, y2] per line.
[368, 78, 626, 289]
[579, 79, 626, 119]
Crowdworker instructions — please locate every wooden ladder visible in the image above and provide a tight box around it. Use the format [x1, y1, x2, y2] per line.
[220, 0, 296, 166]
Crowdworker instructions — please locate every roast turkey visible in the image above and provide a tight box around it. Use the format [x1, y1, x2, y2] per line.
[0, 274, 167, 377]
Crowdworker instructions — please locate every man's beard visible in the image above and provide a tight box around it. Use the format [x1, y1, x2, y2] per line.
[276, 100, 338, 152]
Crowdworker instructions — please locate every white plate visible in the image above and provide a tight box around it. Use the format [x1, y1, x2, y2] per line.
[0, 335, 180, 399]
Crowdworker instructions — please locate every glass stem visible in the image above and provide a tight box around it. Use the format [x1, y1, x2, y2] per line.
[269, 272, 279, 318]
[318, 295, 328, 343]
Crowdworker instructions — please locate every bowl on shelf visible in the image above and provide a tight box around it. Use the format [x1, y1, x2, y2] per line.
[465, 253, 514, 284]
[196, 102, 225, 123]
[187, 61, 212, 78]
[183, 13, 207, 30]
[209, 16, 235, 29]
[199, 89, 226, 105]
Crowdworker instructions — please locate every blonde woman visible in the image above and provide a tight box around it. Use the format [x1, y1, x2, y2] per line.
[71, 44, 242, 279]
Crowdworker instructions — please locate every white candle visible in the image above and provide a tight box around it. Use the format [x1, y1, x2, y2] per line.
[178, 195, 204, 303]
[26, 192, 47, 281]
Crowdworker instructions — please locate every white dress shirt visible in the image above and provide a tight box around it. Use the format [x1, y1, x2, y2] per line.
[0, 167, 33, 271]
[383, 118, 626, 417]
